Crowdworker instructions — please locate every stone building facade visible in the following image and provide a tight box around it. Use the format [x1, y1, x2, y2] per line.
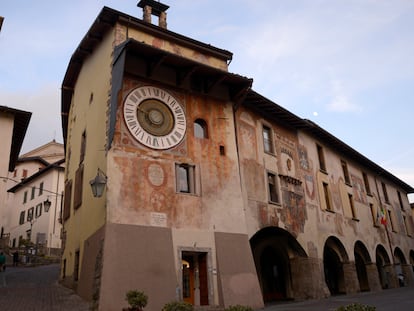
[60, 2, 414, 310]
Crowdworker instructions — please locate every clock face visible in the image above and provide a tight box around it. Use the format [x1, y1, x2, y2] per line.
[123, 86, 186, 150]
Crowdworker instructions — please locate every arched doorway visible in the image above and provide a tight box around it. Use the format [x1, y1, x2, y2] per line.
[394, 247, 407, 287]
[354, 241, 371, 292]
[323, 236, 348, 295]
[410, 250, 414, 273]
[376, 245, 391, 289]
[250, 227, 307, 304]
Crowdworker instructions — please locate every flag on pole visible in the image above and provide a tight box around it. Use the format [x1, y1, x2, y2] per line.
[380, 206, 387, 225]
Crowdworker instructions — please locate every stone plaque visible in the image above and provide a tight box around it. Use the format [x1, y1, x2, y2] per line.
[150, 212, 167, 227]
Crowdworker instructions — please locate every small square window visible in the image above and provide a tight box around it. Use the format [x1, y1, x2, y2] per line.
[176, 164, 196, 194]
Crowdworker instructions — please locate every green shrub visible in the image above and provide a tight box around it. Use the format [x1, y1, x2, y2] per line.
[335, 303, 376, 311]
[125, 290, 148, 310]
[162, 301, 194, 311]
[224, 305, 254, 311]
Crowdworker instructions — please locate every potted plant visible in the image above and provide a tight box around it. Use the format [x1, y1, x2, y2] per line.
[123, 290, 148, 311]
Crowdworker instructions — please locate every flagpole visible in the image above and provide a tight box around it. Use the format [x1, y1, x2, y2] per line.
[374, 176, 394, 262]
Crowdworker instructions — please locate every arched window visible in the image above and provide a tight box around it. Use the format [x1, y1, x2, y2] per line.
[194, 119, 208, 138]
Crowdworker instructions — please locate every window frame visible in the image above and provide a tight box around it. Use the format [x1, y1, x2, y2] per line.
[176, 163, 197, 195]
[262, 125, 274, 154]
[194, 118, 208, 139]
[323, 182, 333, 211]
[267, 171, 280, 204]
[27, 207, 34, 221]
[381, 182, 389, 204]
[341, 160, 351, 185]
[348, 193, 357, 220]
[317, 144, 327, 173]
[19, 211, 25, 225]
[362, 172, 372, 196]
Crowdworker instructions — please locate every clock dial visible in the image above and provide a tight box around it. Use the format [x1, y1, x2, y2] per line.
[123, 86, 186, 149]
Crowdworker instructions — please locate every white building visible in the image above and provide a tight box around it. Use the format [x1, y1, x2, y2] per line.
[4, 141, 65, 256]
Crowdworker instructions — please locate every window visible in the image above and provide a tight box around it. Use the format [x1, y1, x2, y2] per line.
[27, 207, 34, 221]
[267, 172, 280, 203]
[323, 182, 332, 211]
[362, 172, 371, 195]
[39, 182, 44, 196]
[397, 191, 404, 210]
[403, 216, 411, 236]
[23, 191, 28, 204]
[35, 203, 42, 218]
[74, 250, 80, 281]
[262, 125, 274, 154]
[176, 164, 195, 194]
[31, 187, 35, 200]
[19, 211, 25, 225]
[382, 182, 389, 203]
[63, 180, 72, 221]
[387, 210, 395, 232]
[348, 193, 357, 219]
[317, 144, 326, 172]
[194, 119, 208, 138]
[74, 165, 84, 210]
[22, 169, 28, 179]
[80, 130, 86, 164]
[219, 145, 225, 156]
[341, 160, 351, 185]
[369, 203, 377, 226]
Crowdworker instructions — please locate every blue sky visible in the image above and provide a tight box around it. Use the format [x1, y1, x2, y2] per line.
[1, 0, 413, 201]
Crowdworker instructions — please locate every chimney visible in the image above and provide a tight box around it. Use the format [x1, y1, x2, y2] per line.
[137, 0, 170, 29]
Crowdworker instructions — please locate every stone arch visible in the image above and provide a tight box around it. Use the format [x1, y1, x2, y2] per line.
[250, 227, 308, 303]
[323, 236, 349, 295]
[394, 247, 407, 287]
[376, 244, 391, 289]
[410, 250, 414, 272]
[354, 241, 371, 292]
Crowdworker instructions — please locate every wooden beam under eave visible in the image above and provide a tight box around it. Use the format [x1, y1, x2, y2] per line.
[147, 54, 167, 77]
[176, 66, 198, 87]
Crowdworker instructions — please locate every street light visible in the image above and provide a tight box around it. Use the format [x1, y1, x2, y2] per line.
[89, 168, 107, 198]
[43, 198, 51, 212]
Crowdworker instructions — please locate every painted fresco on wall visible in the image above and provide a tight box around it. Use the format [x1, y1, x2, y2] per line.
[351, 174, 367, 204]
[259, 203, 279, 227]
[280, 190, 306, 235]
[277, 141, 307, 235]
[280, 146, 296, 176]
[298, 145, 310, 171]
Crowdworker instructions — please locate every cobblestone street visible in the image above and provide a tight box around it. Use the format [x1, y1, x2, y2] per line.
[0, 264, 89, 311]
[1, 263, 414, 311]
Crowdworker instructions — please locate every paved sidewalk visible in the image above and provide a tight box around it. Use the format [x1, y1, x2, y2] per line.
[264, 286, 414, 311]
[0, 264, 90, 311]
[1, 263, 413, 311]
